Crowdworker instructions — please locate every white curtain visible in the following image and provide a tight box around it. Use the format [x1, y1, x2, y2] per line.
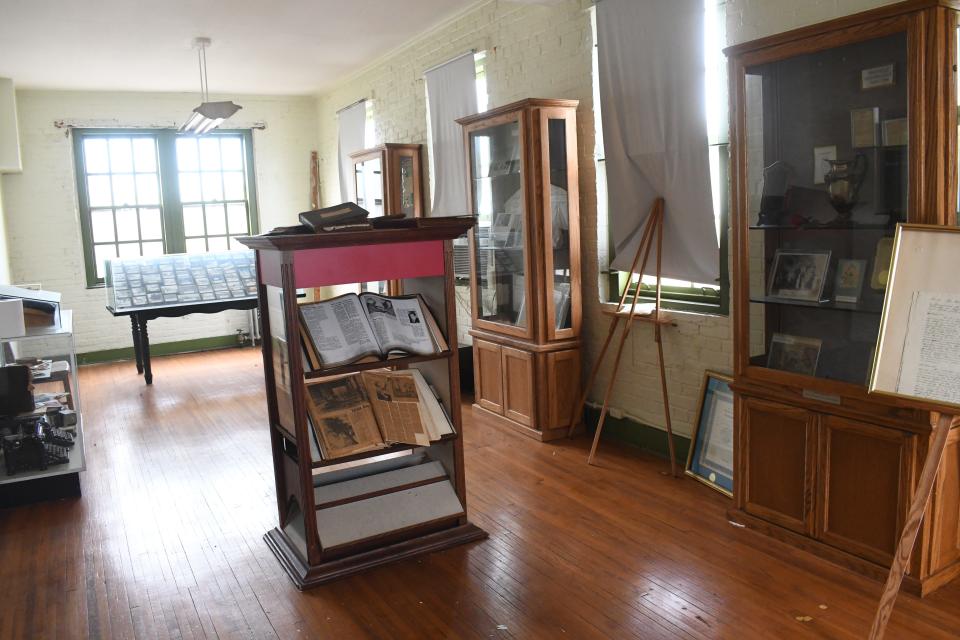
[337, 100, 367, 203]
[598, 0, 719, 283]
[425, 52, 478, 217]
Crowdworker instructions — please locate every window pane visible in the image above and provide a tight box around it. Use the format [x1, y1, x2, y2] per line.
[88, 175, 112, 207]
[142, 241, 163, 256]
[183, 205, 205, 236]
[112, 174, 136, 207]
[223, 171, 245, 200]
[186, 238, 207, 253]
[207, 236, 228, 252]
[229, 236, 247, 250]
[83, 138, 109, 173]
[176, 138, 199, 171]
[109, 138, 133, 172]
[135, 173, 160, 205]
[220, 137, 243, 170]
[205, 204, 227, 235]
[139, 207, 162, 240]
[201, 172, 224, 201]
[94, 244, 117, 279]
[116, 208, 139, 241]
[226, 203, 248, 234]
[132, 138, 157, 173]
[117, 242, 140, 258]
[91, 209, 115, 243]
[179, 172, 201, 203]
[199, 138, 222, 170]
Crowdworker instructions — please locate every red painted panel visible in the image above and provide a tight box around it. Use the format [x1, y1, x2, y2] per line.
[291, 240, 446, 288]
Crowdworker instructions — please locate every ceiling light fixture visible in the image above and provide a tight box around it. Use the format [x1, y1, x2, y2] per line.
[180, 37, 242, 135]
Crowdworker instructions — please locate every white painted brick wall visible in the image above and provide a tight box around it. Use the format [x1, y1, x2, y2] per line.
[0, 182, 10, 283]
[0, 90, 318, 354]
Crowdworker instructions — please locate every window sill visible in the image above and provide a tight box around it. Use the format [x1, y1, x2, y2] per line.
[599, 299, 726, 320]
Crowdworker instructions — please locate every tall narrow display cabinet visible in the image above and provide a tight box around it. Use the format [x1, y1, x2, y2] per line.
[350, 143, 425, 218]
[727, 0, 960, 595]
[239, 222, 485, 588]
[457, 98, 582, 441]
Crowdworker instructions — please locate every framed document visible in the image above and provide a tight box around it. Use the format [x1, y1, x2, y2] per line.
[870, 224, 960, 411]
[851, 107, 880, 148]
[685, 371, 734, 496]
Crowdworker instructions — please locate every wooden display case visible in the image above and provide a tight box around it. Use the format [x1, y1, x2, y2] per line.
[238, 222, 485, 589]
[350, 143, 424, 218]
[457, 98, 582, 441]
[727, 0, 960, 596]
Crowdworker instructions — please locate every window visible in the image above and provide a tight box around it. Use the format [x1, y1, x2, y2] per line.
[594, 1, 730, 313]
[74, 129, 258, 286]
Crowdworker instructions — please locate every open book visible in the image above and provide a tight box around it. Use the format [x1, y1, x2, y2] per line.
[304, 369, 454, 460]
[299, 293, 447, 369]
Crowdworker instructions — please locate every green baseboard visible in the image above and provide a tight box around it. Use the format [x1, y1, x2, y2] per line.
[78, 334, 243, 365]
[583, 405, 690, 464]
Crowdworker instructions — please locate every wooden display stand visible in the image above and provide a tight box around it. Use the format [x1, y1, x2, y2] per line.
[458, 98, 583, 442]
[725, 1, 960, 597]
[350, 143, 425, 218]
[566, 199, 678, 471]
[239, 222, 486, 589]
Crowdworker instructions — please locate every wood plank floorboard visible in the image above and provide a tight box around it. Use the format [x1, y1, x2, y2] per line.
[0, 348, 957, 639]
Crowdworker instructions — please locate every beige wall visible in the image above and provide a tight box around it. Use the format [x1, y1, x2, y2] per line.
[0, 182, 10, 283]
[1, 90, 317, 353]
[313, 0, 907, 439]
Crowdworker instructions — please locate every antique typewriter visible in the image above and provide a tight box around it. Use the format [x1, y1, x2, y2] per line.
[1, 416, 74, 476]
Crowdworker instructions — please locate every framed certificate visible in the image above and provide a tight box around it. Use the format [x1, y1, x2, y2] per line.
[685, 371, 734, 496]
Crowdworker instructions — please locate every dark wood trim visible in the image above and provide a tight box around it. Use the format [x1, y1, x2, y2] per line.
[455, 98, 579, 126]
[237, 219, 474, 251]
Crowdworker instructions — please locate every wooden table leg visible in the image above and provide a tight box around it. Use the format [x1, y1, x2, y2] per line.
[131, 315, 144, 375]
[139, 317, 153, 385]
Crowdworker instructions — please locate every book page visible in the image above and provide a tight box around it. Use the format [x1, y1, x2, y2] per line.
[359, 294, 437, 356]
[896, 291, 960, 405]
[300, 295, 381, 367]
[304, 375, 385, 459]
[361, 371, 431, 446]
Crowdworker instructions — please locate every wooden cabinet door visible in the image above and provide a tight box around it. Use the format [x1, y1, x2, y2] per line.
[474, 339, 503, 414]
[501, 346, 535, 427]
[741, 396, 817, 535]
[546, 349, 580, 430]
[817, 415, 914, 566]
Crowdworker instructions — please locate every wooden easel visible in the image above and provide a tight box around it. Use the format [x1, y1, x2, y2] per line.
[566, 198, 678, 473]
[868, 411, 958, 639]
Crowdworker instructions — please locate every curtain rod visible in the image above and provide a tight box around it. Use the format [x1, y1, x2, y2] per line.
[336, 98, 367, 114]
[422, 49, 477, 76]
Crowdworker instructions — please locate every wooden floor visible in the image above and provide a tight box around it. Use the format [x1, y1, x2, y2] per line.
[1, 348, 958, 639]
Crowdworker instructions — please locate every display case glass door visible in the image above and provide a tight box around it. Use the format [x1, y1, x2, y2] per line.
[541, 112, 578, 339]
[354, 156, 384, 217]
[742, 31, 908, 387]
[468, 115, 531, 336]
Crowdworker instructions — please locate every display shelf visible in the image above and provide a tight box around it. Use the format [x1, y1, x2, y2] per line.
[749, 223, 894, 231]
[303, 350, 452, 380]
[239, 221, 485, 589]
[0, 310, 85, 504]
[749, 296, 883, 314]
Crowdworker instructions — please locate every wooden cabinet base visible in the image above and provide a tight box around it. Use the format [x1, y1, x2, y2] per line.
[265, 522, 488, 590]
[472, 402, 584, 442]
[728, 508, 960, 597]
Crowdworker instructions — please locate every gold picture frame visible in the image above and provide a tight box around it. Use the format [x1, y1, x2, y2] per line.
[869, 223, 960, 412]
[685, 370, 734, 497]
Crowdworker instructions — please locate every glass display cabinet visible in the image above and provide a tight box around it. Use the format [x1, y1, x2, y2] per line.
[727, 0, 960, 596]
[0, 311, 85, 506]
[457, 98, 582, 441]
[349, 143, 424, 218]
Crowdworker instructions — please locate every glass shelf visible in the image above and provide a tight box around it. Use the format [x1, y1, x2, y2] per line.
[750, 296, 883, 314]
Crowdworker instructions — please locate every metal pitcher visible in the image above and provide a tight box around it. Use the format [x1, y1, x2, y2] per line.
[824, 154, 867, 223]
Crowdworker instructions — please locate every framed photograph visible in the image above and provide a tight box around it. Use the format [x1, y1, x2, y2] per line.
[685, 371, 734, 497]
[861, 63, 895, 90]
[767, 250, 831, 302]
[767, 333, 823, 376]
[833, 258, 867, 304]
[851, 107, 880, 148]
[882, 117, 908, 147]
[813, 145, 836, 185]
